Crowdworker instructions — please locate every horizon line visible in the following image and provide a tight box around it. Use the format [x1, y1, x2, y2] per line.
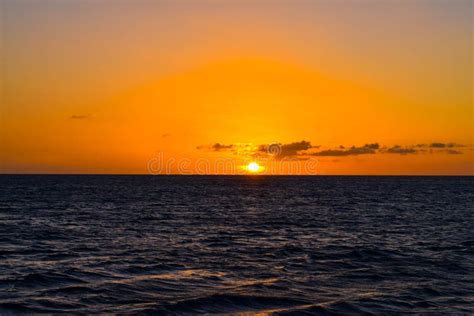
[1, 173, 473, 177]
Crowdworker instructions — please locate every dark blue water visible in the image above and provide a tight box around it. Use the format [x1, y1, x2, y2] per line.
[0, 175, 473, 314]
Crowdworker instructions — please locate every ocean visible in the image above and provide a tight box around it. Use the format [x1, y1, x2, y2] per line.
[0, 175, 473, 314]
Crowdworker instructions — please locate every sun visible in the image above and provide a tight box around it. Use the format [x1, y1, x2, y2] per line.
[246, 162, 262, 173]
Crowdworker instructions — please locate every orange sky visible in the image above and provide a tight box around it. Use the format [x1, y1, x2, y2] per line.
[1, 0, 473, 175]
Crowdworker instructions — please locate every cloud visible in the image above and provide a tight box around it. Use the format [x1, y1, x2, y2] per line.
[310, 143, 379, 157]
[162, 133, 171, 138]
[385, 145, 417, 155]
[364, 143, 380, 150]
[429, 142, 464, 148]
[446, 149, 462, 155]
[197, 143, 234, 151]
[69, 114, 90, 120]
[382, 143, 466, 155]
[259, 140, 314, 159]
[212, 143, 233, 151]
[430, 142, 447, 148]
[277, 141, 313, 158]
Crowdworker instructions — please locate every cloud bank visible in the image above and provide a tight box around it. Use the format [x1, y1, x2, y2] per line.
[197, 140, 468, 158]
[310, 143, 380, 157]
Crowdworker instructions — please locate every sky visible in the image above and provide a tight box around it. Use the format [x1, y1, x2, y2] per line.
[1, 0, 473, 175]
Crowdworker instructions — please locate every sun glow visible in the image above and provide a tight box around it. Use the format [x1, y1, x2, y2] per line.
[246, 162, 262, 173]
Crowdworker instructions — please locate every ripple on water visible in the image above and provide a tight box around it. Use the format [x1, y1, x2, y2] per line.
[0, 175, 473, 314]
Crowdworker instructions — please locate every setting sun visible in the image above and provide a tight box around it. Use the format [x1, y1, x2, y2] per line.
[246, 162, 262, 173]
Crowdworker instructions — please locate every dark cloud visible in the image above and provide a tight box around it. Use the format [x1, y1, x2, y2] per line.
[277, 141, 312, 158]
[70, 114, 90, 120]
[310, 143, 379, 157]
[429, 142, 464, 149]
[162, 133, 171, 138]
[365, 143, 380, 150]
[383, 143, 466, 155]
[212, 143, 233, 151]
[385, 145, 417, 155]
[310, 150, 352, 157]
[196, 143, 234, 151]
[430, 142, 446, 148]
[259, 140, 313, 159]
[447, 143, 464, 148]
[446, 149, 462, 155]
